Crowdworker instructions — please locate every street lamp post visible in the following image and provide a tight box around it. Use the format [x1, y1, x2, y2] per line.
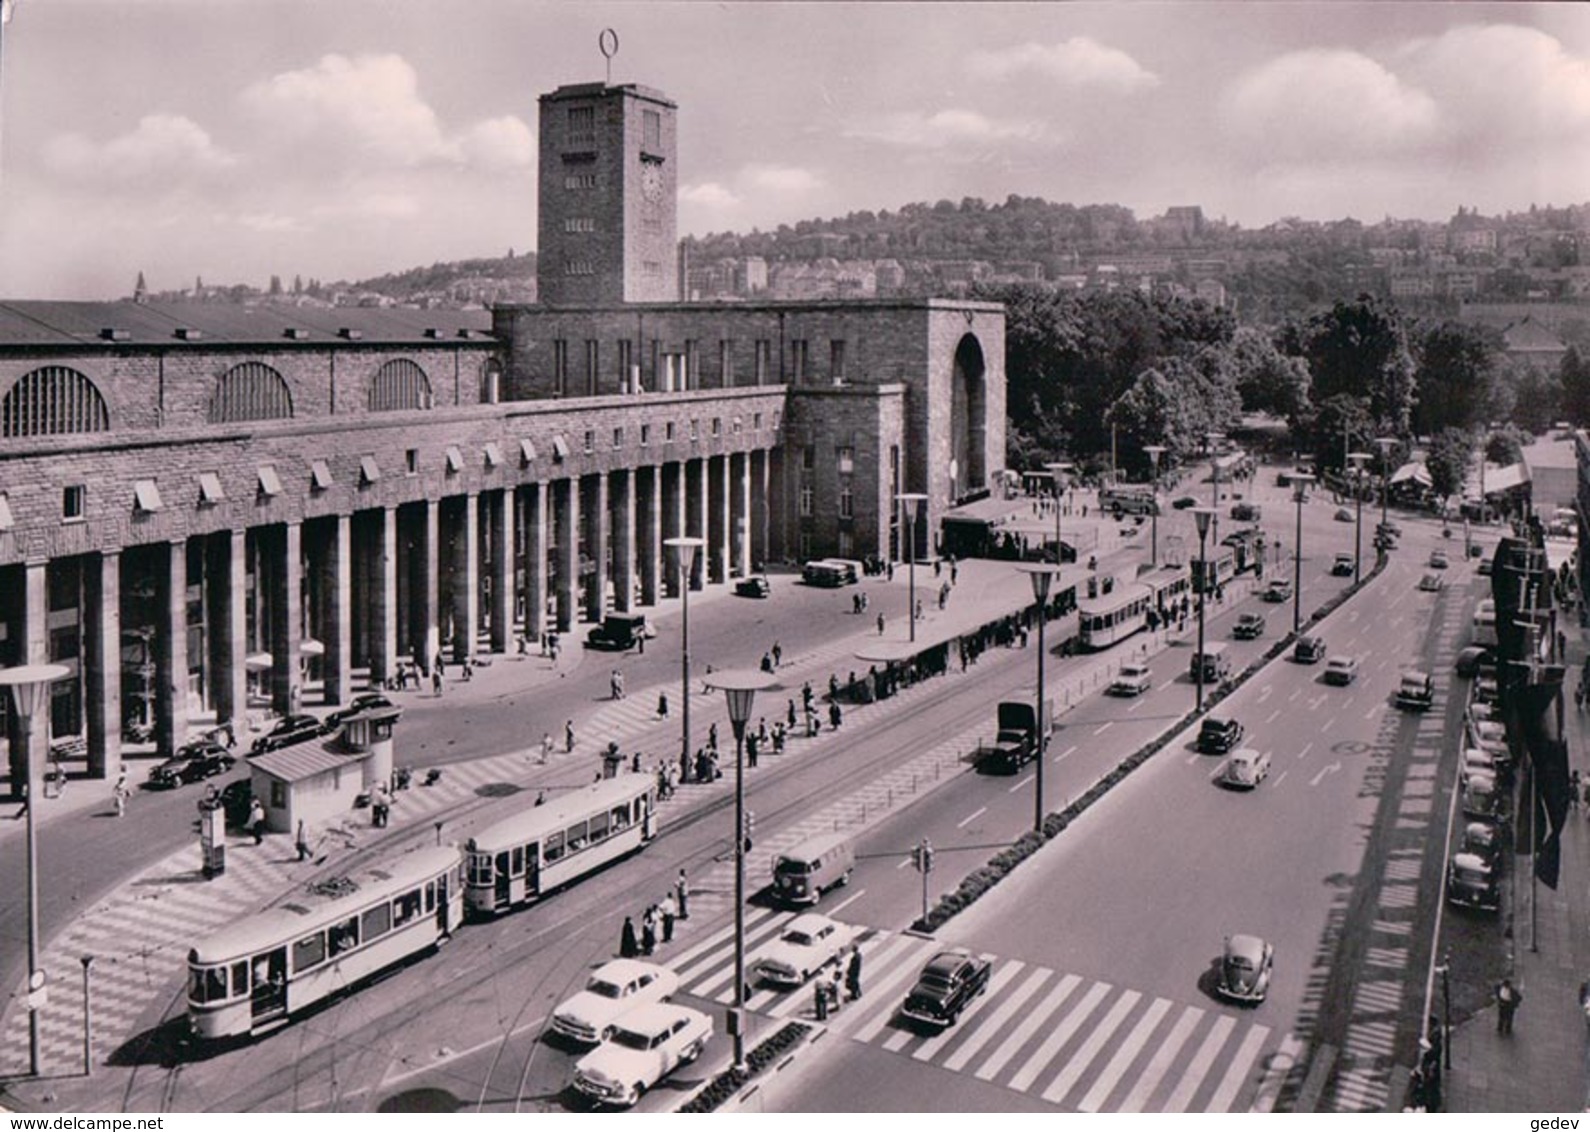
[1017, 565, 1058, 834]
[1045, 462, 1073, 567]
[1143, 446, 1166, 568]
[896, 493, 928, 642]
[1348, 451, 1371, 584]
[1290, 473, 1314, 634]
[0, 662, 71, 1079]
[705, 669, 776, 1074]
[1207, 432, 1227, 514]
[1193, 509, 1214, 711]
[665, 537, 704, 783]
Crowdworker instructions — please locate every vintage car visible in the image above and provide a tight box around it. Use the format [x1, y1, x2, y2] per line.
[735, 575, 772, 599]
[1445, 852, 1500, 913]
[1324, 656, 1360, 686]
[900, 947, 993, 1029]
[1334, 507, 1354, 522]
[1109, 662, 1154, 697]
[1462, 821, 1502, 870]
[325, 692, 395, 731]
[753, 912, 854, 986]
[585, 613, 655, 651]
[1260, 579, 1291, 603]
[551, 959, 680, 1045]
[1293, 635, 1327, 664]
[1331, 553, 1355, 577]
[1233, 613, 1266, 640]
[1395, 671, 1435, 711]
[1217, 933, 1274, 1004]
[250, 713, 330, 756]
[1221, 748, 1272, 790]
[147, 740, 235, 788]
[1462, 771, 1505, 823]
[1429, 549, 1450, 569]
[1455, 646, 1494, 678]
[1197, 717, 1246, 755]
[1418, 573, 1446, 593]
[571, 1003, 711, 1108]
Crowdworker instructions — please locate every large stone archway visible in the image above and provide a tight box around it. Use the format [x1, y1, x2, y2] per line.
[950, 334, 988, 502]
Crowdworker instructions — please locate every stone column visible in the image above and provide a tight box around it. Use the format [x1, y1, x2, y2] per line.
[662, 462, 685, 598]
[688, 459, 707, 591]
[524, 482, 548, 644]
[586, 474, 609, 622]
[84, 550, 122, 780]
[713, 454, 732, 583]
[613, 470, 635, 613]
[209, 531, 247, 735]
[269, 524, 302, 716]
[490, 488, 516, 652]
[421, 499, 440, 671]
[156, 541, 189, 755]
[555, 479, 579, 632]
[751, 449, 770, 571]
[734, 451, 753, 576]
[452, 493, 479, 663]
[325, 515, 352, 705]
[371, 507, 399, 684]
[639, 465, 661, 606]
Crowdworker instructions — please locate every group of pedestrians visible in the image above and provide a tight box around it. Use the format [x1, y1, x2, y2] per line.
[813, 945, 864, 1021]
[619, 872, 690, 958]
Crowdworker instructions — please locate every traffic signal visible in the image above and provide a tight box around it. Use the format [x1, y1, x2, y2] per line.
[912, 838, 934, 873]
[741, 810, 755, 852]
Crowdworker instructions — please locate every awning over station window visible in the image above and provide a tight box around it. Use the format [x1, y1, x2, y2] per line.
[360, 456, 381, 485]
[134, 479, 164, 513]
[257, 465, 283, 497]
[551, 434, 570, 461]
[445, 445, 465, 473]
[310, 459, 333, 491]
[519, 438, 536, 464]
[198, 472, 225, 504]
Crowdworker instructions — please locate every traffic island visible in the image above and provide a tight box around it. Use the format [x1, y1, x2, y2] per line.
[676, 1021, 813, 1112]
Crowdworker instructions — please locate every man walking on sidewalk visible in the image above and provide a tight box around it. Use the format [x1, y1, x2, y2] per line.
[1496, 976, 1521, 1034]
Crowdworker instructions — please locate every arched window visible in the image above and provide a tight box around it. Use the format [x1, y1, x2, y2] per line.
[2, 367, 110, 438]
[209, 362, 293, 423]
[369, 359, 433, 412]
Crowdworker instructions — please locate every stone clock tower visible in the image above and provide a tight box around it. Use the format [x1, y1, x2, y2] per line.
[536, 81, 679, 306]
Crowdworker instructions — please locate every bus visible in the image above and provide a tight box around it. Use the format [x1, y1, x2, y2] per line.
[465, 775, 657, 917]
[1100, 484, 1159, 516]
[1078, 566, 1191, 649]
[802, 559, 858, 587]
[187, 845, 462, 1040]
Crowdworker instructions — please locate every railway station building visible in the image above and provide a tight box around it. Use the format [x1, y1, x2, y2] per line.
[0, 73, 1005, 789]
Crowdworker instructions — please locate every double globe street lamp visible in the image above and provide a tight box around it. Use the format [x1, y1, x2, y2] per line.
[1192, 508, 1215, 711]
[665, 536, 705, 784]
[1045, 462, 1074, 567]
[1290, 473, 1314, 635]
[1143, 445, 1166, 568]
[1016, 565, 1059, 835]
[704, 669, 777, 1074]
[1348, 451, 1372, 583]
[0, 662, 71, 1079]
[896, 493, 929, 642]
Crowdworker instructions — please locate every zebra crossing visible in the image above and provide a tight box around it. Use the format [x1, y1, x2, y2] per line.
[666, 905, 1300, 1113]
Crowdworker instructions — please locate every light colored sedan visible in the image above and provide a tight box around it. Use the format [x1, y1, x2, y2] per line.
[754, 912, 855, 986]
[1217, 933, 1274, 1003]
[1110, 662, 1153, 696]
[572, 1002, 712, 1108]
[551, 959, 680, 1044]
[1324, 655, 1360, 685]
[1221, 748, 1271, 790]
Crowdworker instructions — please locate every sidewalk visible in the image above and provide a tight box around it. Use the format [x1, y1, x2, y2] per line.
[1443, 629, 1590, 1112]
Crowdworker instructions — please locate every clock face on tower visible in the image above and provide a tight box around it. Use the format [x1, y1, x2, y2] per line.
[641, 162, 664, 202]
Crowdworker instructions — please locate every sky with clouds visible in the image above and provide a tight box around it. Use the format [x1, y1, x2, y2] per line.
[0, 0, 1586, 299]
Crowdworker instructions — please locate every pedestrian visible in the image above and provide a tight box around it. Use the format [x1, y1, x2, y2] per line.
[708, 722, 718, 751]
[886, 561, 894, 582]
[1496, 976, 1521, 1035]
[757, 718, 769, 746]
[846, 945, 863, 1001]
[747, 732, 759, 768]
[432, 668, 443, 696]
[435, 651, 445, 678]
[951, 560, 959, 585]
[112, 772, 129, 817]
[829, 701, 842, 729]
[637, 632, 645, 655]
[814, 977, 830, 1021]
[657, 692, 670, 719]
[632, 750, 642, 774]
[829, 966, 844, 1012]
[249, 798, 267, 845]
[787, 699, 798, 729]
[535, 789, 546, 807]
[772, 641, 783, 668]
[620, 916, 639, 959]
[295, 819, 311, 861]
[761, 652, 774, 674]
[541, 732, 553, 764]
[677, 869, 690, 919]
[565, 719, 575, 752]
[461, 657, 473, 682]
[641, 906, 658, 956]
[877, 611, 886, 636]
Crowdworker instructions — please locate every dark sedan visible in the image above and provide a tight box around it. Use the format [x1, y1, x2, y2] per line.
[251, 712, 330, 755]
[1196, 716, 1245, 755]
[147, 740, 235, 788]
[900, 948, 992, 1029]
[326, 693, 395, 730]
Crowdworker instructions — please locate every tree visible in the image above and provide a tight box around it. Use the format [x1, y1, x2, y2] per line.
[1424, 427, 1472, 502]
[268, 274, 283, 296]
[1411, 320, 1500, 436]
[1560, 346, 1590, 427]
[1504, 363, 1560, 435]
[1485, 425, 1528, 466]
[1227, 326, 1310, 422]
[1301, 393, 1375, 478]
[1281, 294, 1416, 436]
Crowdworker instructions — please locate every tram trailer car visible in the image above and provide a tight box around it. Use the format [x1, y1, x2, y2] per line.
[187, 845, 462, 1040]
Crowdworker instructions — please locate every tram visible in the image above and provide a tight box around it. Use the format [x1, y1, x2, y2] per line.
[464, 775, 657, 917]
[1078, 565, 1191, 649]
[187, 844, 462, 1039]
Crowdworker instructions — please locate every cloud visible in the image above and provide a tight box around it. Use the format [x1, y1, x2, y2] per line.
[239, 52, 533, 173]
[1396, 24, 1590, 149]
[966, 37, 1160, 93]
[681, 182, 742, 209]
[844, 109, 1048, 150]
[742, 164, 823, 193]
[1222, 49, 1438, 160]
[458, 116, 535, 170]
[45, 114, 235, 186]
